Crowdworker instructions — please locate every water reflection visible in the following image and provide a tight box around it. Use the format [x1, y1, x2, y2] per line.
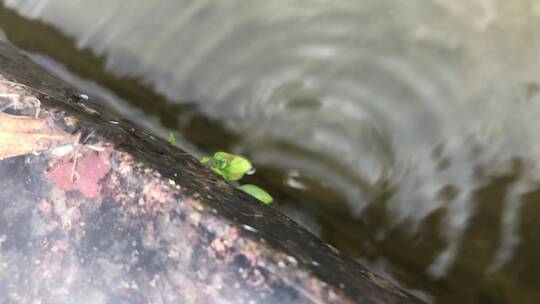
[2, 0, 540, 302]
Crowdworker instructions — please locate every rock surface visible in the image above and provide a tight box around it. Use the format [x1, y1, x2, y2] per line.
[0, 41, 424, 303]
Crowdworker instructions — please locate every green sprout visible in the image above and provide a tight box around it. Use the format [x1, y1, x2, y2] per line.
[166, 130, 272, 204]
[200, 152, 273, 204]
[168, 132, 177, 146]
[201, 152, 252, 181]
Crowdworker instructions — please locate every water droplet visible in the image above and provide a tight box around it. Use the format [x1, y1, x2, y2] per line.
[284, 170, 307, 190]
[286, 255, 298, 266]
[242, 224, 258, 233]
[246, 166, 256, 175]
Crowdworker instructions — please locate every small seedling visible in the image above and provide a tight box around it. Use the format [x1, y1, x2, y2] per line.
[168, 132, 177, 146]
[199, 151, 273, 204]
[200, 151, 252, 181]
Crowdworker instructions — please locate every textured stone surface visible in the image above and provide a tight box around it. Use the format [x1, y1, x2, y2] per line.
[0, 41, 424, 303]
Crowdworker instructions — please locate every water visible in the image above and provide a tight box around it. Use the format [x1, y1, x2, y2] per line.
[2, 1, 540, 302]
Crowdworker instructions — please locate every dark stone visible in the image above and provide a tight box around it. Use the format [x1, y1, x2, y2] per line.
[0, 41, 424, 303]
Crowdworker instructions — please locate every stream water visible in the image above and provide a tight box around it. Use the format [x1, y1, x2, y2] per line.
[2, 1, 540, 302]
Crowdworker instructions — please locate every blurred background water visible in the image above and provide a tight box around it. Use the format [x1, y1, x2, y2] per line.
[2, 0, 540, 302]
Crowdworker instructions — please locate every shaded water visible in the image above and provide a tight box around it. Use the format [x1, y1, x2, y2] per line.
[2, 0, 540, 302]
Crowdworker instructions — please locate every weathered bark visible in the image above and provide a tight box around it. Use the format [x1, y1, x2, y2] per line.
[0, 41, 424, 303]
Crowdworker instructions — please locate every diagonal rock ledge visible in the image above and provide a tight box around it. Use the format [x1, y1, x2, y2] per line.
[0, 41, 424, 304]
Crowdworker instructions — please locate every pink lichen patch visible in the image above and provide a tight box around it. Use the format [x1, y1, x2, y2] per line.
[46, 152, 111, 198]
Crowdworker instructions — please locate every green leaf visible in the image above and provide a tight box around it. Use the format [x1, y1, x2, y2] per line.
[224, 156, 252, 181]
[213, 155, 229, 171]
[214, 151, 233, 160]
[199, 151, 270, 205]
[210, 152, 253, 181]
[239, 184, 273, 205]
[168, 132, 177, 146]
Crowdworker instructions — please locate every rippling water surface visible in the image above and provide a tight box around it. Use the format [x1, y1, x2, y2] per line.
[2, 0, 540, 302]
